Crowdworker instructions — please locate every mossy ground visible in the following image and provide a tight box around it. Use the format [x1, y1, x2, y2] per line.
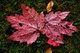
[0, 0, 80, 53]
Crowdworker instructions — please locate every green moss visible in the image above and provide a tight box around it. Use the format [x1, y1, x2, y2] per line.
[0, 0, 80, 53]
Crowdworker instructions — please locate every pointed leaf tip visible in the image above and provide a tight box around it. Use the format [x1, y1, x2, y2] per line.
[45, 47, 52, 53]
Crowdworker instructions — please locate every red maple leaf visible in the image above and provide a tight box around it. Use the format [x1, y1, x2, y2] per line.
[6, 4, 45, 46]
[6, 4, 78, 47]
[41, 11, 78, 47]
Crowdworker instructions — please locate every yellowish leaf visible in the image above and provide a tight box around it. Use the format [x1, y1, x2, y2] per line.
[45, 48, 52, 53]
[46, 0, 54, 12]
